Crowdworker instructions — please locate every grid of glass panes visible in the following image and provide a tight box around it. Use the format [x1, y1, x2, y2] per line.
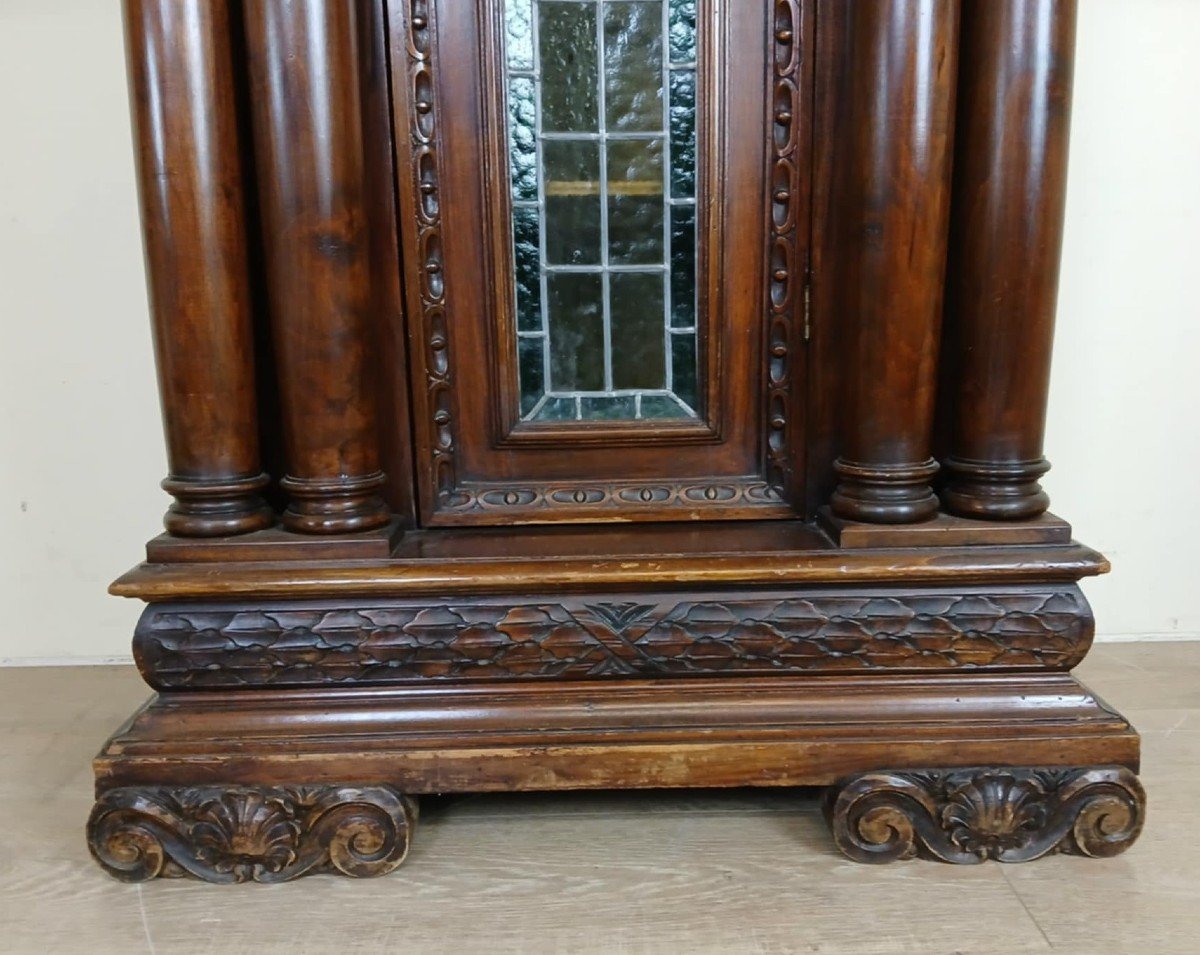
[506, 0, 699, 422]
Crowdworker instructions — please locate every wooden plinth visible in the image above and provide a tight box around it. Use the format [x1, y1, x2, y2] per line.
[88, 670, 1143, 881]
[145, 521, 405, 563]
[91, 530, 1143, 881]
[95, 673, 1138, 793]
[818, 508, 1073, 548]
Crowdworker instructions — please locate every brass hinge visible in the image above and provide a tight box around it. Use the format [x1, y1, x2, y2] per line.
[802, 270, 812, 342]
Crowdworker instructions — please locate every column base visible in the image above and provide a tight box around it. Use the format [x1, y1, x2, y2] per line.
[161, 473, 274, 537]
[280, 471, 391, 534]
[941, 457, 1052, 520]
[831, 457, 940, 524]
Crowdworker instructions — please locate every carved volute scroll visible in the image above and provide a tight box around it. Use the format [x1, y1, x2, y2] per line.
[827, 766, 1145, 864]
[89, 785, 418, 883]
[122, 0, 273, 536]
[242, 0, 391, 534]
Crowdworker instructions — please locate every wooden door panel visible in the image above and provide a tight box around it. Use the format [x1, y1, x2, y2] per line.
[388, 0, 810, 525]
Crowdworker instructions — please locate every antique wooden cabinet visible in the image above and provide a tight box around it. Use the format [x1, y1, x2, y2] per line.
[88, 0, 1146, 882]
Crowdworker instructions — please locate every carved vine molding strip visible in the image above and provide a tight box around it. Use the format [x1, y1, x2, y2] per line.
[134, 590, 1094, 689]
[405, 0, 458, 506]
[439, 478, 784, 513]
[764, 0, 803, 498]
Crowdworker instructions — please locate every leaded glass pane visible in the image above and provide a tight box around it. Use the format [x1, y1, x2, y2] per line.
[669, 204, 695, 328]
[607, 138, 664, 264]
[508, 77, 538, 201]
[513, 205, 542, 330]
[505, 0, 699, 422]
[604, 2, 664, 132]
[506, 0, 534, 69]
[543, 139, 601, 264]
[668, 0, 696, 63]
[610, 272, 666, 389]
[547, 272, 605, 391]
[539, 2, 599, 132]
[669, 70, 695, 199]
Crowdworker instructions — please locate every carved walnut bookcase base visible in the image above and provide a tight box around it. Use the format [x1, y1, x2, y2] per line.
[94, 0, 1145, 882]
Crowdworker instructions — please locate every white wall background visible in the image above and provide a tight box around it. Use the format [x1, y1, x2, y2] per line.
[1, 0, 1198, 663]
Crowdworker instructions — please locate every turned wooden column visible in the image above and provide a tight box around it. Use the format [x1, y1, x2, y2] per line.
[829, 0, 960, 524]
[243, 0, 389, 534]
[939, 0, 1077, 519]
[123, 0, 272, 537]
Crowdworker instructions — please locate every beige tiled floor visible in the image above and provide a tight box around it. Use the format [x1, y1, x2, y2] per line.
[0, 643, 1197, 954]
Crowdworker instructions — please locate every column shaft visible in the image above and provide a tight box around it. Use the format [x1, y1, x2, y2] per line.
[124, 0, 272, 536]
[830, 0, 961, 524]
[243, 0, 389, 533]
[940, 0, 1078, 519]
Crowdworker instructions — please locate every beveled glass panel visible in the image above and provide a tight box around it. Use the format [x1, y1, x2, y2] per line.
[539, 2, 599, 132]
[604, 2, 664, 132]
[547, 272, 605, 392]
[610, 272, 666, 389]
[505, 0, 700, 422]
[543, 139, 601, 264]
[607, 138, 664, 265]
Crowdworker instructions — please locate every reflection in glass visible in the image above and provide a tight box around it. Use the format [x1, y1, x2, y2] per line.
[506, 0, 699, 422]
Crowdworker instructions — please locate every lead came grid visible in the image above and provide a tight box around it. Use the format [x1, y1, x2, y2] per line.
[506, 0, 699, 422]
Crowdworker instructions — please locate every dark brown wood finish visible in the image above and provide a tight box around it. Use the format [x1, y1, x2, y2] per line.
[818, 509, 1072, 548]
[92, 0, 1141, 883]
[939, 0, 1078, 520]
[361, 0, 418, 525]
[827, 766, 1145, 864]
[389, 0, 808, 525]
[122, 0, 272, 537]
[825, 0, 960, 524]
[95, 672, 1138, 792]
[110, 529, 1110, 601]
[242, 0, 390, 534]
[130, 584, 1096, 689]
[89, 784, 417, 883]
